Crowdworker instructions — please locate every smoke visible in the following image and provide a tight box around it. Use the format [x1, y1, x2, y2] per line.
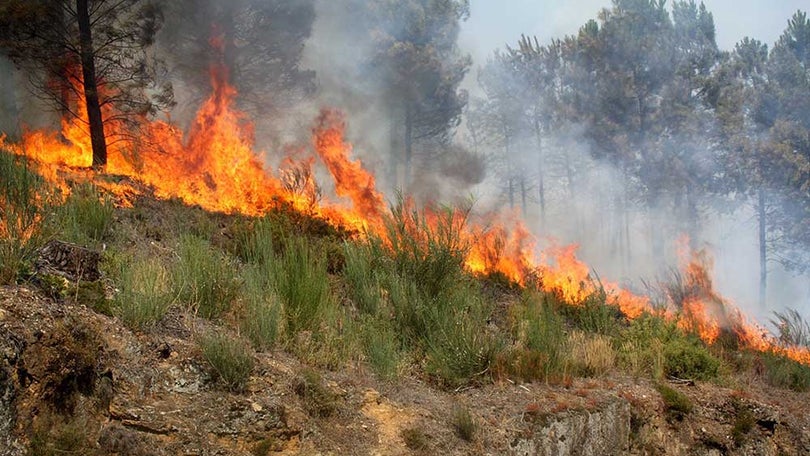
[452, 0, 810, 328]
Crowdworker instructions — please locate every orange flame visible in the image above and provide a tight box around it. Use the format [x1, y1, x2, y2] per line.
[4, 47, 810, 367]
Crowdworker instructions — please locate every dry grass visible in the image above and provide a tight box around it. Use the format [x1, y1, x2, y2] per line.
[567, 330, 616, 377]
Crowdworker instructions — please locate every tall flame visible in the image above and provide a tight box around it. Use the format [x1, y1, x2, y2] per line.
[3, 52, 810, 367]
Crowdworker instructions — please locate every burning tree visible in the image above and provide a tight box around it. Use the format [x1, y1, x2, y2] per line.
[0, 0, 173, 167]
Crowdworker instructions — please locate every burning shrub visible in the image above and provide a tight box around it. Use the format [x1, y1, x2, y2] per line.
[382, 199, 469, 298]
[556, 286, 623, 336]
[771, 308, 810, 348]
[173, 234, 241, 319]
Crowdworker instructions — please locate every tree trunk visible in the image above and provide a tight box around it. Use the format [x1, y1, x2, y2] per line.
[534, 120, 546, 228]
[757, 188, 767, 309]
[685, 185, 699, 249]
[388, 104, 398, 192]
[76, 0, 107, 168]
[508, 178, 514, 209]
[0, 56, 18, 138]
[622, 166, 632, 272]
[404, 103, 413, 188]
[520, 178, 527, 214]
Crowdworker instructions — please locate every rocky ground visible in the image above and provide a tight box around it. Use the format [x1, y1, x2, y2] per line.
[2, 281, 810, 456]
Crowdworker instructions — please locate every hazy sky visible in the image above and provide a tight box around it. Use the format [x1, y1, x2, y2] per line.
[460, 1, 810, 65]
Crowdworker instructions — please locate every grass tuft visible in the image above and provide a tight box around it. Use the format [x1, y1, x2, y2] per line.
[114, 256, 172, 329]
[359, 315, 401, 380]
[198, 332, 255, 392]
[239, 266, 282, 350]
[54, 182, 114, 246]
[293, 368, 339, 418]
[451, 405, 476, 442]
[567, 330, 616, 377]
[0, 150, 54, 284]
[656, 383, 693, 420]
[761, 351, 810, 392]
[271, 235, 332, 336]
[401, 426, 430, 451]
[173, 234, 240, 319]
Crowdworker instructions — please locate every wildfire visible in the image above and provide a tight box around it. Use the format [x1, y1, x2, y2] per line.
[3, 48, 810, 367]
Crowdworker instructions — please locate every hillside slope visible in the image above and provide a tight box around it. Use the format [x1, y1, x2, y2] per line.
[1, 281, 810, 455]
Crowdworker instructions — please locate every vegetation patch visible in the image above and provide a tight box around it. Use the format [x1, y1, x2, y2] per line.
[271, 235, 332, 337]
[762, 351, 810, 392]
[115, 256, 172, 329]
[657, 383, 693, 420]
[293, 368, 340, 418]
[401, 426, 430, 451]
[451, 405, 476, 442]
[173, 234, 240, 319]
[239, 266, 282, 350]
[54, 182, 114, 246]
[198, 332, 255, 393]
[0, 150, 54, 284]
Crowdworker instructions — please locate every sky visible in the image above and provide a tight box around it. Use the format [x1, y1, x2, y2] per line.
[459, 0, 810, 66]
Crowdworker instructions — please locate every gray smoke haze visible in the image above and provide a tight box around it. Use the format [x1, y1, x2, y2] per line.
[453, 0, 810, 325]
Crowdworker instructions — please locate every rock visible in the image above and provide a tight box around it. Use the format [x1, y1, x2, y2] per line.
[510, 399, 631, 456]
[35, 239, 102, 282]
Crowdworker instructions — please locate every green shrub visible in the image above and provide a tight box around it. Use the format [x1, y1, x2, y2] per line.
[656, 383, 693, 420]
[519, 291, 568, 380]
[663, 336, 720, 381]
[115, 257, 172, 329]
[240, 267, 282, 350]
[233, 216, 277, 265]
[562, 287, 622, 336]
[28, 416, 94, 456]
[359, 315, 400, 380]
[343, 241, 385, 315]
[762, 351, 810, 392]
[731, 405, 756, 446]
[271, 235, 331, 336]
[451, 406, 476, 442]
[424, 286, 500, 386]
[0, 150, 53, 284]
[54, 182, 114, 246]
[617, 313, 676, 378]
[173, 235, 240, 319]
[382, 200, 469, 298]
[198, 332, 255, 392]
